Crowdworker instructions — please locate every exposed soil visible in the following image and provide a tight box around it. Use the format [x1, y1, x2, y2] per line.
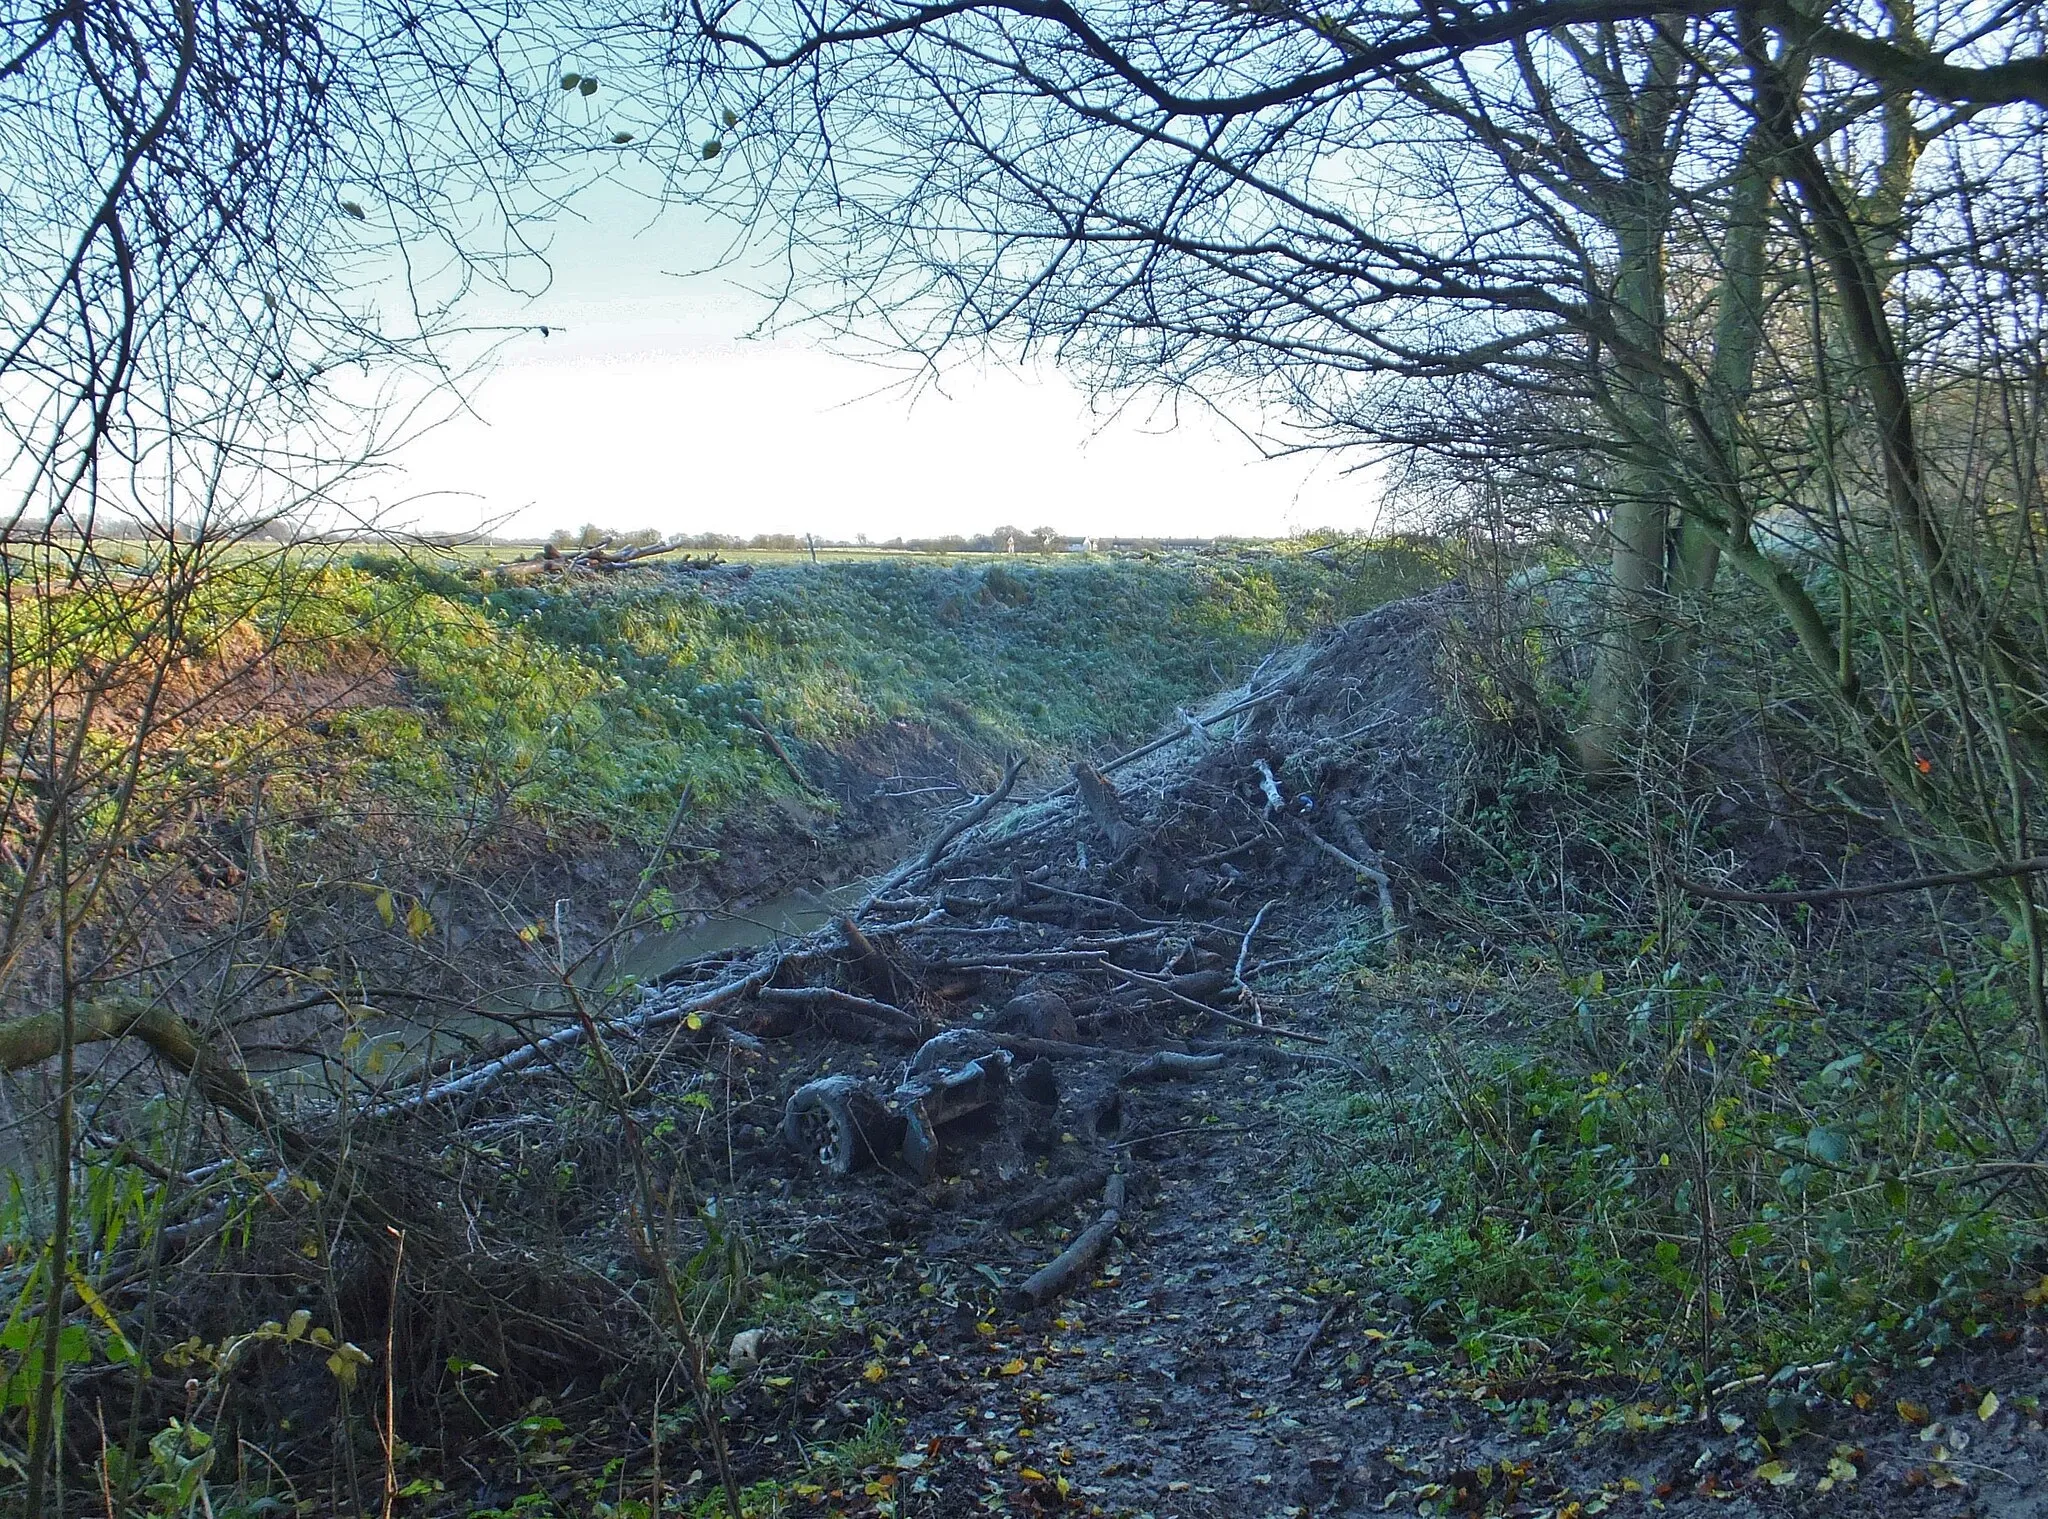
[77, 589, 2048, 1517]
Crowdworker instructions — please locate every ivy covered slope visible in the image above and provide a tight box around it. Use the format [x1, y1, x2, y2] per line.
[289, 542, 1446, 844]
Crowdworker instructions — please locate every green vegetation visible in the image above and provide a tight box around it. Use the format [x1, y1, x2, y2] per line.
[268, 542, 1443, 841]
[1288, 691, 2047, 1412]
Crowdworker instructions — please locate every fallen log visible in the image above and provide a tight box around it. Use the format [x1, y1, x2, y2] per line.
[1000, 1162, 1112, 1231]
[756, 984, 923, 1041]
[1009, 1171, 1126, 1311]
[1120, 1050, 1229, 1083]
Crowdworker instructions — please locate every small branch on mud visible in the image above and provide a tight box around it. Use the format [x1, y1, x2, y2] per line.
[987, 1032, 1115, 1060]
[1080, 685, 1285, 786]
[1190, 1039, 1365, 1078]
[1190, 837, 1263, 869]
[935, 949, 1141, 971]
[1287, 1297, 1350, 1380]
[1009, 1170, 1127, 1312]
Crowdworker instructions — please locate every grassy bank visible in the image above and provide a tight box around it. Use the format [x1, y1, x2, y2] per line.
[248, 541, 1444, 842]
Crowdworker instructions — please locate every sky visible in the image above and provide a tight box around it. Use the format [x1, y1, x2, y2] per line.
[386, 189, 1384, 543]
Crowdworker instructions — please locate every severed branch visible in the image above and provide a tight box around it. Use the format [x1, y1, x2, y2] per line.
[1009, 1170, 1127, 1311]
[1304, 830, 1399, 945]
[1232, 899, 1278, 993]
[756, 984, 924, 1042]
[0, 997, 297, 1151]
[1676, 855, 2048, 905]
[1120, 1050, 1229, 1083]
[370, 963, 775, 1117]
[861, 754, 1025, 907]
[1071, 761, 1136, 853]
[1103, 961, 1330, 1045]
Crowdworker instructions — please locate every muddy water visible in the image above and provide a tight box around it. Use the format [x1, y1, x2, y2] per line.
[611, 878, 870, 983]
[254, 880, 872, 1102]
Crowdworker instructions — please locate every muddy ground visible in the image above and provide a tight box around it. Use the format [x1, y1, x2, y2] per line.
[85, 590, 2048, 1518]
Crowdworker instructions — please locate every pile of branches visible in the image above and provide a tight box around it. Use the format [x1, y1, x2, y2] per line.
[34, 591, 1470, 1499]
[499, 538, 722, 577]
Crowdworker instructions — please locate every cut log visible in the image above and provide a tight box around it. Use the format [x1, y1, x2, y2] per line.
[1008, 1171, 1126, 1311]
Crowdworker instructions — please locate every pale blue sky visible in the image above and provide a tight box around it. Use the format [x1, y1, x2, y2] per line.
[387, 185, 1383, 541]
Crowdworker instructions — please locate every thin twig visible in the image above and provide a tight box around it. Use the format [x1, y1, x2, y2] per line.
[1676, 855, 2048, 904]
[1286, 1297, 1350, 1380]
[1234, 899, 1278, 991]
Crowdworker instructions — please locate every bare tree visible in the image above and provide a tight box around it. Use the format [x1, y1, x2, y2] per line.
[0, 0, 652, 1500]
[663, 0, 2046, 742]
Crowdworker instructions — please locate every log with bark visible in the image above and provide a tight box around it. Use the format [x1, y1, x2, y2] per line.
[1008, 1170, 1127, 1311]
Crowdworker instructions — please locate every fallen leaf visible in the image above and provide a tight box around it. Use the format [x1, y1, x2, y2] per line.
[1754, 1461, 1798, 1487]
[861, 1360, 887, 1384]
[1897, 1399, 1931, 1425]
[1978, 1389, 2000, 1421]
